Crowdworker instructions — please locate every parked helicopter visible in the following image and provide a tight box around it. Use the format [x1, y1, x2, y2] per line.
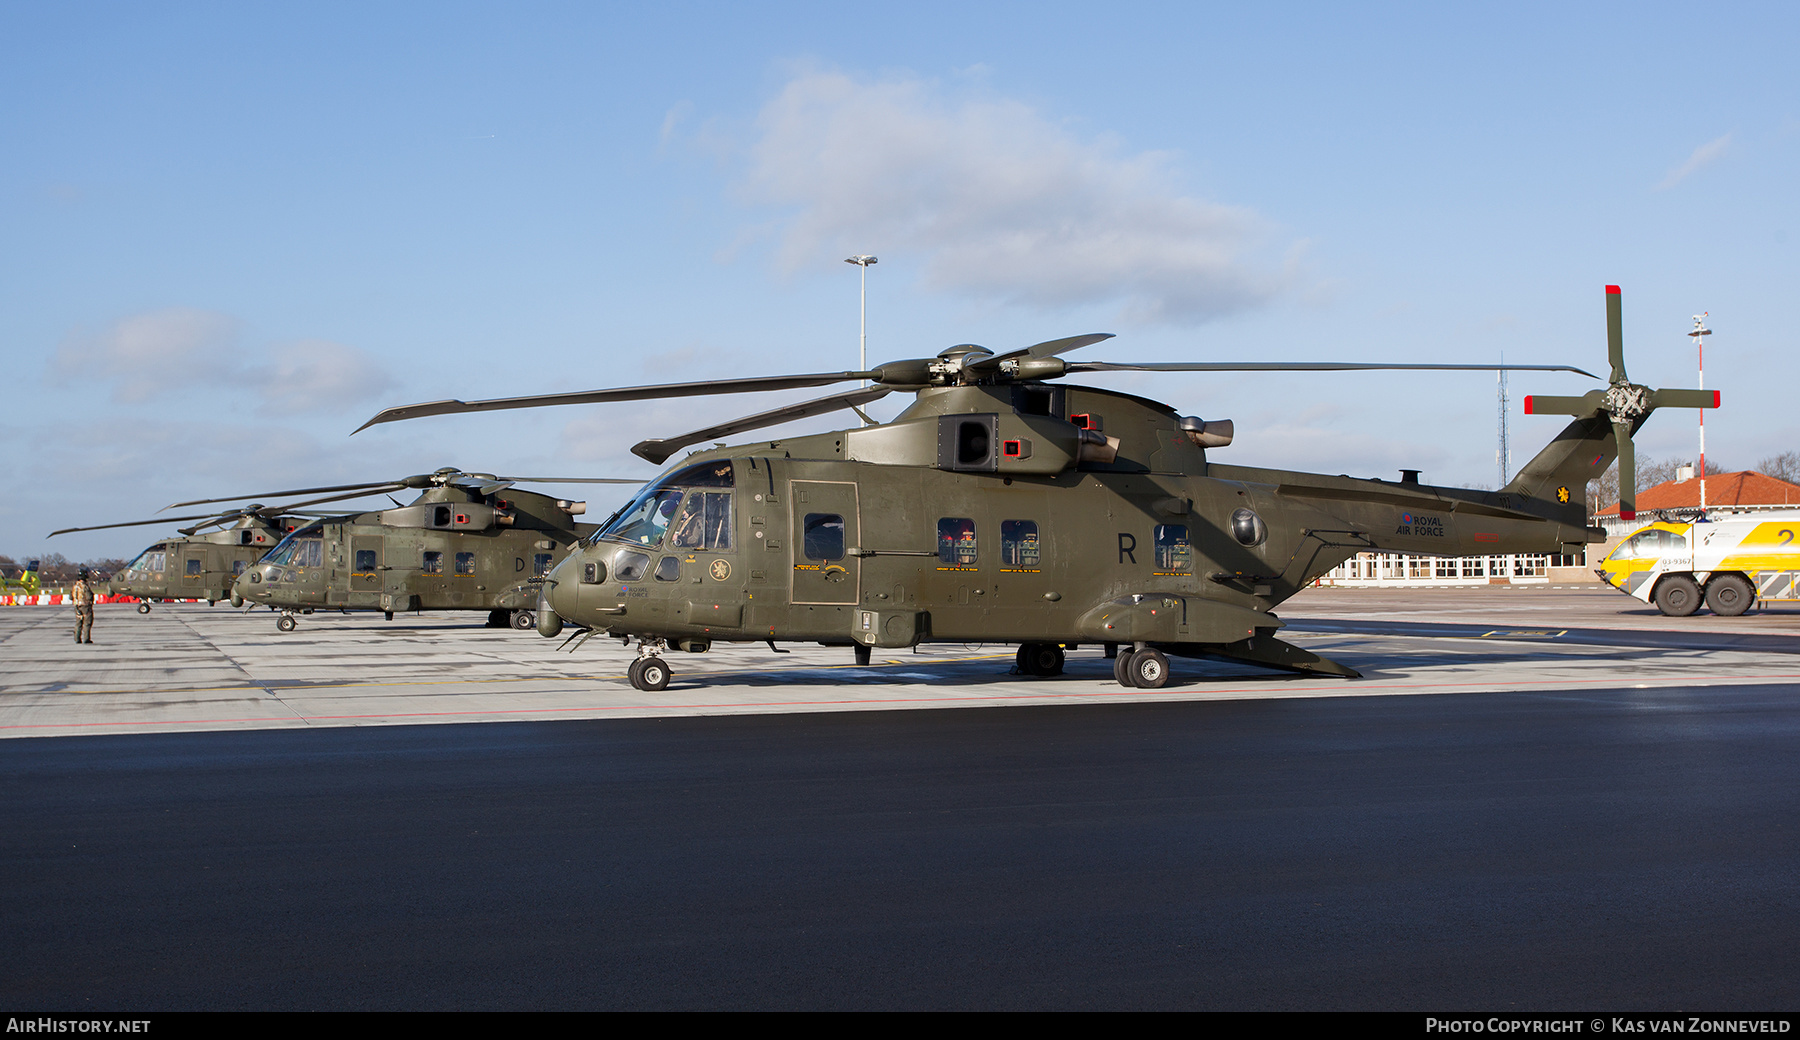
[51, 505, 311, 612]
[357, 286, 1716, 690]
[172, 468, 639, 631]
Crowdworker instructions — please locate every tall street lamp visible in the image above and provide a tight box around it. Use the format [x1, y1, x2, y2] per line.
[845, 255, 877, 379]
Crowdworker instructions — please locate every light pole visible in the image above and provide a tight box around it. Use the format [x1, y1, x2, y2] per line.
[845, 255, 877, 380]
[1690, 313, 1711, 512]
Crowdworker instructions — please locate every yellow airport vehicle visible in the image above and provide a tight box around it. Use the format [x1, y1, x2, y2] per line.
[1599, 513, 1800, 616]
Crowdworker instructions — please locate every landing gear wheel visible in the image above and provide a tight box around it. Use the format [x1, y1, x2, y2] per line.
[1127, 648, 1171, 689]
[138, 603, 151, 614]
[277, 615, 297, 633]
[630, 657, 671, 692]
[486, 609, 509, 628]
[1706, 574, 1754, 617]
[854, 644, 872, 666]
[512, 610, 535, 630]
[1654, 575, 1702, 617]
[1016, 642, 1065, 677]
[1113, 649, 1138, 687]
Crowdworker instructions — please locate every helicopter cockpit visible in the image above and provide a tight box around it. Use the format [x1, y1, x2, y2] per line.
[586, 461, 734, 551]
[258, 522, 327, 572]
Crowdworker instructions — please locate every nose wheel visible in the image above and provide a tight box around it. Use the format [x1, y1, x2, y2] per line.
[628, 656, 671, 691]
[277, 613, 297, 633]
[627, 639, 673, 691]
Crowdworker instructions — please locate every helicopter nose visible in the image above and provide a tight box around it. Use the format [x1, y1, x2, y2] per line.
[540, 554, 583, 634]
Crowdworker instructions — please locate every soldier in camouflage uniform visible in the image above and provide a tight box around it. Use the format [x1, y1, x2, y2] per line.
[71, 568, 96, 644]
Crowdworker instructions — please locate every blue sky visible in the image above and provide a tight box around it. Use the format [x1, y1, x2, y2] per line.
[5, 2, 1796, 560]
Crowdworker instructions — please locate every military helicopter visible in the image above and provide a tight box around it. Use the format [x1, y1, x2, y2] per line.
[51, 504, 312, 612]
[173, 468, 640, 631]
[357, 285, 1715, 690]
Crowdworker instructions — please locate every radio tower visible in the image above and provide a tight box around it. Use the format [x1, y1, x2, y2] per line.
[1496, 357, 1510, 489]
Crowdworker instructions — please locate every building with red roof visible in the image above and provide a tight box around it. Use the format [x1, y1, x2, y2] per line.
[1595, 470, 1800, 533]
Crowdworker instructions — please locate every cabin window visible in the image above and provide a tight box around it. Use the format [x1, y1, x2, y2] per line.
[803, 513, 845, 562]
[655, 556, 681, 582]
[355, 550, 377, 573]
[455, 552, 476, 576]
[938, 518, 978, 566]
[186, 558, 203, 576]
[614, 550, 651, 582]
[1155, 525, 1193, 572]
[233, 560, 248, 576]
[534, 553, 554, 576]
[1000, 521, 1040, 569]
[423, 551, 443, 575]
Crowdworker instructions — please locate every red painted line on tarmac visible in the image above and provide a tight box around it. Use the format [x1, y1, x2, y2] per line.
[8, 670, 1800, 733]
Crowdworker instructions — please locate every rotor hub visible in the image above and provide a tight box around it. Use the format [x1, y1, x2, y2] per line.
[1604, 382, 1652, 421]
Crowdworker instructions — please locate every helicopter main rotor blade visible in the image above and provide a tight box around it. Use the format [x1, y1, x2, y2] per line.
[271, 486, 420, 513]
[967, 333, 1116, 372]
[354, 371, 879, 434]
[482, 476, 646, 484]
[1069, 361, 1601, 378]
[49, 511, 273, 538]
[165, 480, 412, 510]
[632, 385, 896, 465]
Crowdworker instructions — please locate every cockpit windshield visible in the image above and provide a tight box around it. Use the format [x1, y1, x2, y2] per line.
[262, 523, 326, 568]
[590, 461, 734, 549]
[126, 544, 170, 575]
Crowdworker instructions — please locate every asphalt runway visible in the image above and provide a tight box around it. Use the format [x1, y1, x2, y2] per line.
[3, 587, 1799, 1009]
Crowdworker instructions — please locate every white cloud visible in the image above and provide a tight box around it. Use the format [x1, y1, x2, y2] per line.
[53, 308, 240, 402]
[1655, 132, 1732, 191]
[249, 340, 395, 415]
[51, 308, 394, 415]
[736, 70, 1288, 324]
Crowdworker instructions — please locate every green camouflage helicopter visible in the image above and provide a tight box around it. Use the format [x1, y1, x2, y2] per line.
[174, 468, 639, 631]
[52, 505, 312, 612]
[357, 286, 1715, 690]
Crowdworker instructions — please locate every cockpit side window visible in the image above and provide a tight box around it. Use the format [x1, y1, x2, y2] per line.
[1621, 528, 1685, 558]
[671, 491, 733, 551]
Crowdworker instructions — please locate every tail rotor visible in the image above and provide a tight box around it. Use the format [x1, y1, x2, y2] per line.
[1523, 286, 1718, 520]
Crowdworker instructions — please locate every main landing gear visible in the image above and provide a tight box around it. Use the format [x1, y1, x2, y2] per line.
[1112, 644, 1171, 688]
[1015, 642, 1066, 677]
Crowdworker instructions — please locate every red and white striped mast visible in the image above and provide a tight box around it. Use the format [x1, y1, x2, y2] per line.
[1689, 312, 1711, 513]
